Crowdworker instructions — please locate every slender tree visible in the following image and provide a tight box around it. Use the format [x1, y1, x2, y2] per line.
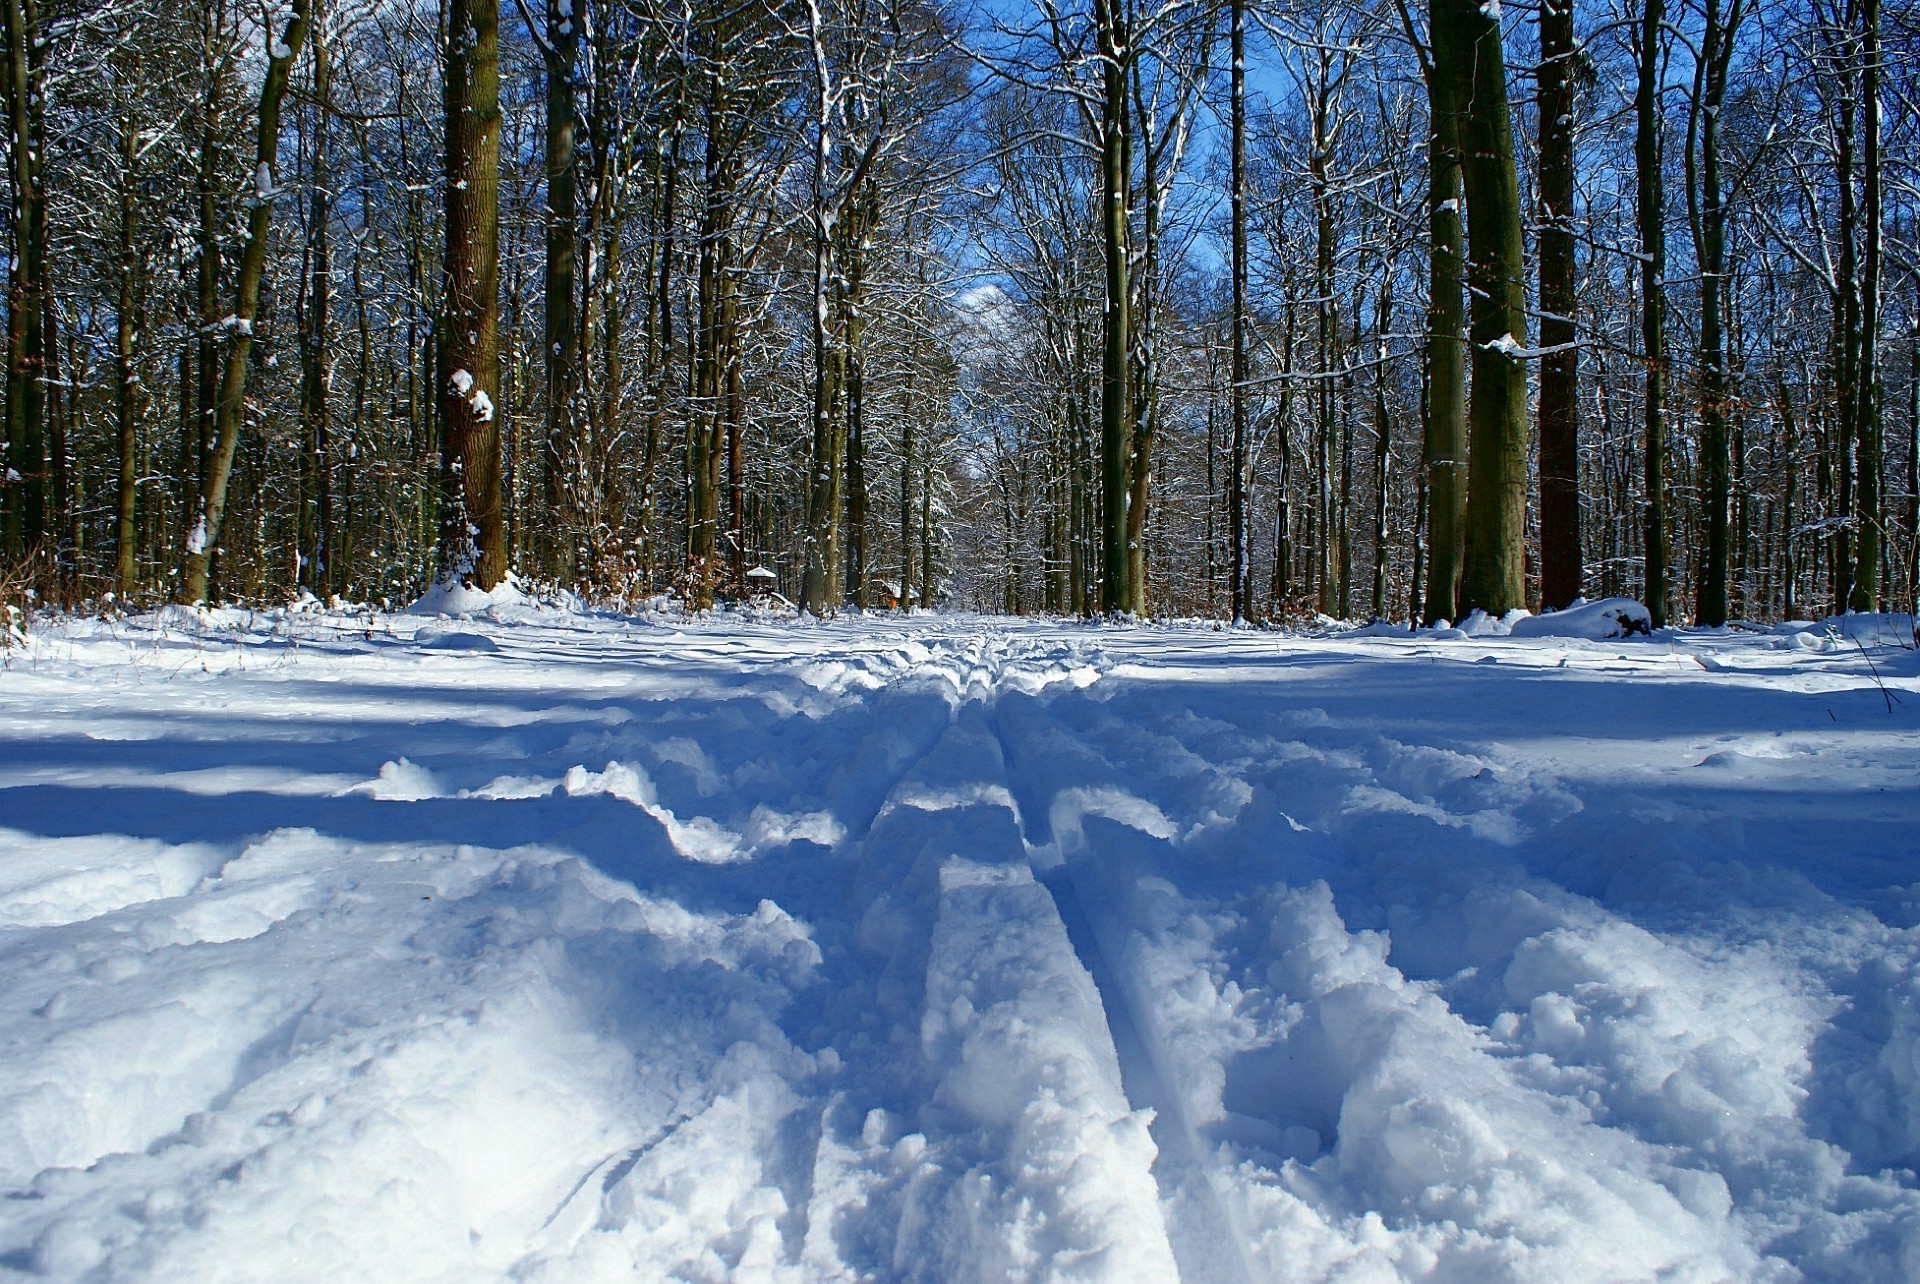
[1636, 0, 1668, 627]
[439, 0, 506, 589]
[180, 1, 312, 603]
[1537, 0, 1581, 609]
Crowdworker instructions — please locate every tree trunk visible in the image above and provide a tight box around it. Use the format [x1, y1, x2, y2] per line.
[543, 0, 579, 581]
[1436, 0, 1529, 616]
[1228, 0, 1250, 622]
[299, 3, 334, 596]
[1636, 0, 1669, 626]
[1849, 0, 1882, 611]
[3, 0, 46, 560]
[1422, 40, 1467, 624]
[181, 1, 311, 604]
[1537, 0, 1582, 609]
[1688, 0, 1742, 625]
[1096, 0, 1132, 614]
[437, 0, 506, 589]
[115, 105, 142, 596]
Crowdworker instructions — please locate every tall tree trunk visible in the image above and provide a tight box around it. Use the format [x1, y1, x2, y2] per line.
[1687, 0, 1742, 625]
[1537, 0, 1582, 608]
[1312, 57, 1336, 617]
[1124, 57, 1161, 617]
[1849, 0, 1882, 611]
[800, 36, 840, 616]
[1228, 0, 1250, 622]
[543, 0, 578, 581]
[1422, 43, 1467, 624]
[3, 0, 46, 560]
[1372, 275, 1393, 620]
[438, 0, 505, 589]
[195, 2, 228, 565]
[180, 2, 311, 603]
[299, 2, 334, 595]
[115, 105, 142, 596]
[1096, 0, 1132, 614]
[1437, 0, 1530, 615]
[1636, 0, 1669, 626]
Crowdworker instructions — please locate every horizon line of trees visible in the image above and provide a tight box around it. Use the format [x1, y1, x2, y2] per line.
[2, 0, 1915, 626]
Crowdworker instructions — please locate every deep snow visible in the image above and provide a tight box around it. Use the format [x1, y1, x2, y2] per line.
[0, 602, 1917, 1282]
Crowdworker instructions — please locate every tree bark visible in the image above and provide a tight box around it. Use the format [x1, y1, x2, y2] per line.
[542, 0, 579, 580]
[1422, 54, 1466, 624]
[1849, 0, 1882, 611]
[438, 0, 506, 589]
[1687, 0, 1742, 625]
[115, 103, 142, 596]
[299, 0, 334, 596]
[1096, 0, 1132, 614]
[3, 0, 46, 559]
[1636, 0, 1669, 627]
[1436, 0, 1529, 616]
[1537, 0, 1582, 609]
[1228, 0, 1250, 622]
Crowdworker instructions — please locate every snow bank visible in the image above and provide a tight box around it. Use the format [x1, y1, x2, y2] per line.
[1508, 597, 1653, 639]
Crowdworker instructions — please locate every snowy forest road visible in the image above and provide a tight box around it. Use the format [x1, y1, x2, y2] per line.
[1, 606, 1917, 1282]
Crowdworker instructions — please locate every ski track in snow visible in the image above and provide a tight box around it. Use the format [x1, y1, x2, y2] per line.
[0, 606, 1917, 1281]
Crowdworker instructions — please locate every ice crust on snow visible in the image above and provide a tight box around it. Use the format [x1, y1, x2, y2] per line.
[1, 607, 1917, 1280]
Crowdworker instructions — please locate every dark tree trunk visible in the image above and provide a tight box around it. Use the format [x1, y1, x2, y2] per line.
[1850, 0, 1882, 611]
[1422, 41, 1467, 624]
[542, 0, 579, 580]
[3, 0, 46, 559]
[438, 0, 506, 589]
[1228, 0, 1250, 621]
[1537, 0, 1582, 609]
[1096, 0, 1132, 614]
[1687, 0, 1742, 625]
[1636, 0, 1669, 626]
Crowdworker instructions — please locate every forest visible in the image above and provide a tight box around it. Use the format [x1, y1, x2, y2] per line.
[0, 0, 1914, 626]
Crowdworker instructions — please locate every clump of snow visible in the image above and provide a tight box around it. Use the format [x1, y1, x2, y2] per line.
[409, 574, 530, 618]
[1508, 597, 1652, 639]
[1455, 607, 1533, 636]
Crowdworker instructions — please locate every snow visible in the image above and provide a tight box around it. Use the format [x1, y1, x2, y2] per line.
[1, 606, 1917, 1281]
[1508, 597, 1652, 639]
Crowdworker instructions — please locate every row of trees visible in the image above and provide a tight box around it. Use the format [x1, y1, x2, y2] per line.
[2, 0, 1915, 625]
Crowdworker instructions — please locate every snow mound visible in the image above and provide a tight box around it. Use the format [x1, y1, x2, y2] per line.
[1509, 597, 1653, 640]
[410, 574, 532, 618]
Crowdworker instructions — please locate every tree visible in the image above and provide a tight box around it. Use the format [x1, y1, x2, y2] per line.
[1432, 0, 1527, 616]
[1685, 0, 1744, 625]
[1537, 0, 1581, 609]
[1636, 0, 1669, 627]
[179, 0, 311, 603]
[3, 0, 49, 561]
[439, 0, 506, 589]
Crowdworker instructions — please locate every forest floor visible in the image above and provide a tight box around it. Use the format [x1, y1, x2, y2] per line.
[1, 600, 1918, 1282]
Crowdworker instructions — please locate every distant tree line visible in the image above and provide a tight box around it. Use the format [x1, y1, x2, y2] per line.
[1, 0, 1914, 624]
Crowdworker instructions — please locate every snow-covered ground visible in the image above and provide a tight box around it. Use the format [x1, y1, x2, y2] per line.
[2, 602, 1917, 1282]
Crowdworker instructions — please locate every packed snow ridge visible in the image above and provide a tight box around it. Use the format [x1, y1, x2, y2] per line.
[1, 603, 1917, 1282]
